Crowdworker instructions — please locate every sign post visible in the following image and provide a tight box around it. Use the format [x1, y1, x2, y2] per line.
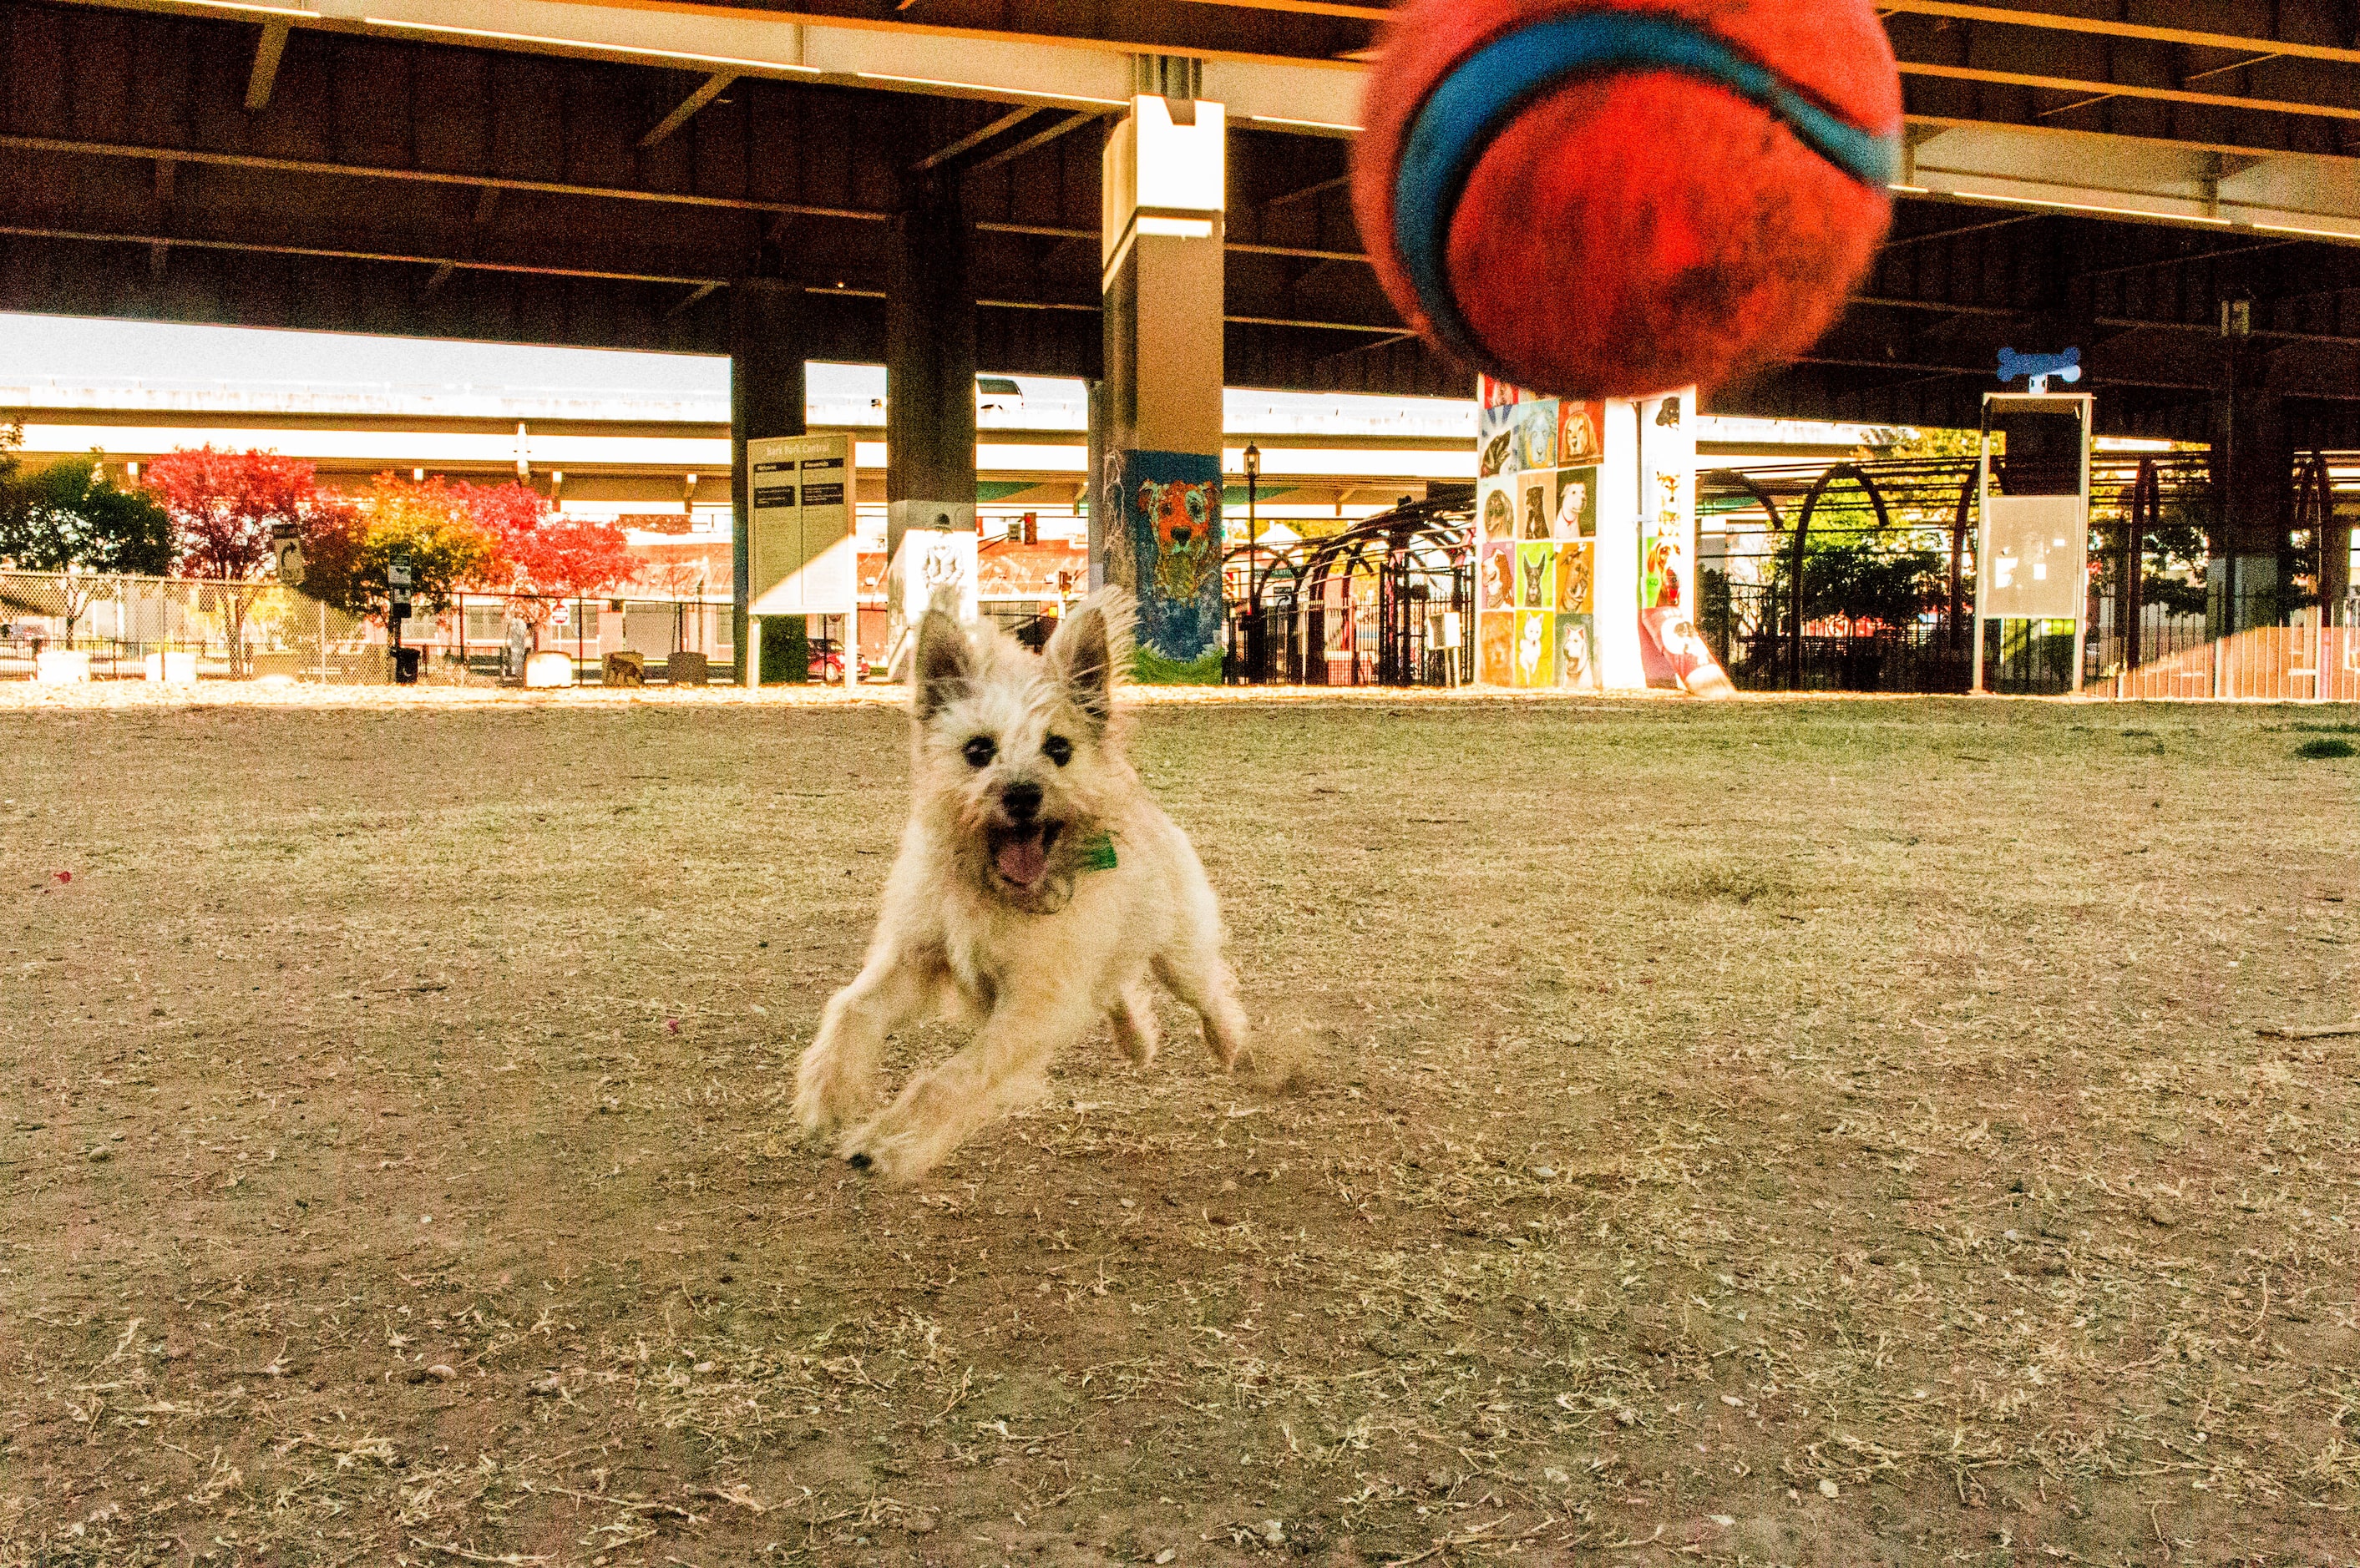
[1974, 392, 2094, 695]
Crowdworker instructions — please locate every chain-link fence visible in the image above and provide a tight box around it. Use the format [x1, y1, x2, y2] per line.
[0, 571, 735, 685]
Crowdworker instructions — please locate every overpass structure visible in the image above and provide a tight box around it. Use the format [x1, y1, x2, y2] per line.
[5, 0, 2359, 652]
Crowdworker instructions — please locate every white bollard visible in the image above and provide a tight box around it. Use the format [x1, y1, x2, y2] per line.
[524, 651, 575, 688]
[34, 650, 92, 685]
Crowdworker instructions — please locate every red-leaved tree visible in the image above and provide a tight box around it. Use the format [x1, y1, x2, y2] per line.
[144, 448, 340, 674]
[454, 482, 637, 648]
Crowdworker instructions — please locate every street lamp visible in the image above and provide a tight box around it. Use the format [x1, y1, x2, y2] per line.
[1243, 443, 1263, 683]
[1243, 443, 1262, 598]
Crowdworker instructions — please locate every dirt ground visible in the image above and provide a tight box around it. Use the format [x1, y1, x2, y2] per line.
[3, 690, 2358, 1568]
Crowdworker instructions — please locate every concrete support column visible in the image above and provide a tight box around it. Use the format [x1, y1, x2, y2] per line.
[731, 278, 808, 683]
[886, 174, 978, 565]
[1099, 65, 1228, 684]
[2209, 371, 2288, 635]
[1086, 377, 1111, 594]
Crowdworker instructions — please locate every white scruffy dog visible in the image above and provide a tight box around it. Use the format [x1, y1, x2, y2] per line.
[793, 589, 1248, 1183]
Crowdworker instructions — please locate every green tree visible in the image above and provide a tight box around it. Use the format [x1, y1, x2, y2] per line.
[0, 453, 175, 645]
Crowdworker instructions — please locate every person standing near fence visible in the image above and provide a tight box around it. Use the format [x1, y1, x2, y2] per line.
[504, 617, 531, 683]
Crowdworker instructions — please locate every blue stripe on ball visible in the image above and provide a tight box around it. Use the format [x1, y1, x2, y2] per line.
[1393, 12, 1905, 372]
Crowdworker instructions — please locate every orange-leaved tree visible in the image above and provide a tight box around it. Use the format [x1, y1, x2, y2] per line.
[454, 482, 636, 649]
[291, 476, 505, 631]
[144, 447, 347, 674]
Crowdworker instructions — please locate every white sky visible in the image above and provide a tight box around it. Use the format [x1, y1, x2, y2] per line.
[0, 313, 1492, 434]
[0, 314, 737, 397]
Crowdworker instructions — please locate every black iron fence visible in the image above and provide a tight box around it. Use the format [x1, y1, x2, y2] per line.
[1223, 491, 1476, 687]
[1700, 449, 2358, 697]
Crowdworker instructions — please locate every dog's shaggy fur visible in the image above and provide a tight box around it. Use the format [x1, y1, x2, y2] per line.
[793, 590, 1248, 1183]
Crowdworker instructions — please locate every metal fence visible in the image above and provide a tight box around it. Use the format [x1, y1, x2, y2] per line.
[0, 570, 735, 685]
[0, 570, 372, 680]
[1701, 451, 2360, 699]
[1223, 492, 1476, 687]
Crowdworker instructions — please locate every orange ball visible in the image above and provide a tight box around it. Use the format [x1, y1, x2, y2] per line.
[1351, 0, 1903, 399]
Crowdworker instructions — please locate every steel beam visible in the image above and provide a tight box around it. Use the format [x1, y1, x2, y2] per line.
[243, 18, 288, 110]
[638, 71, 737, 149]
[967, 110, 1101, 174]
[0, 134, 894, 224]
[1899, 62, 2360, 126]
[1878, 2, 2360, 68]
[910, 105, 1038, 172]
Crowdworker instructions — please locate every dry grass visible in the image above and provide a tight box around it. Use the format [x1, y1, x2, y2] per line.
[3, 692, 2357, 1567]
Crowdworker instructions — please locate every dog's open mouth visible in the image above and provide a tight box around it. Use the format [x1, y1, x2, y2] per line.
[989, 821, 1063, 890]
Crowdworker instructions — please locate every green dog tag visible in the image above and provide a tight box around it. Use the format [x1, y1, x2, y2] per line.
[1079, 832, 1118, 872]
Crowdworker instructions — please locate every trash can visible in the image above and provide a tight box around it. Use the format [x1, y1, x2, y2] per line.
[392, 647, 423, 685]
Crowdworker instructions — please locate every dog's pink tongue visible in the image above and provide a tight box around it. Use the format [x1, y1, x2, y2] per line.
[997, 830, 1049, 888]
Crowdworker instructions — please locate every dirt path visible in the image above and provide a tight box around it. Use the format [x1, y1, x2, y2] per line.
[3, 696, 2357, 1566]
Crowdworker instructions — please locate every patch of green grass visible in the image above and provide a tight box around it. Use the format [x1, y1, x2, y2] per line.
[1131, 645, 1225, 685]
[2297, 736, 2357, 760]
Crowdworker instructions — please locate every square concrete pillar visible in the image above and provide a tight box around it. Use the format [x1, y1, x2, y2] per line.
[2208, 378, 2289, 635]
[1100, 85, 1227, 685]
[731, 279, 808, 684]
[887, 174, 979, 569]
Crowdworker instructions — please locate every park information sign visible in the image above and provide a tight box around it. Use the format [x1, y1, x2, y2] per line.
[747, 433, 858, 618]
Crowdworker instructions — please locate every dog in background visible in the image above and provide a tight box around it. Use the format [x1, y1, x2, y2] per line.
[793, 589, 1249, 1183]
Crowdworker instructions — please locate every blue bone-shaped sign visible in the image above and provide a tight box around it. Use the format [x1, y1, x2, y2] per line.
[1997, 346, 2083, 393]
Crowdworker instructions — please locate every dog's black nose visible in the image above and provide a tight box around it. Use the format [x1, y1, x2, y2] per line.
[1002, 781, 1043, 822]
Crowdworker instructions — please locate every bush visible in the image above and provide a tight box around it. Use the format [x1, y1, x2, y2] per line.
[761, 617, 809, 685]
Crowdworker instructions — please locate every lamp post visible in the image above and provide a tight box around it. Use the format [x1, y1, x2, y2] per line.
[1244, 443, 1262, 598]
[1243, 443, 1263, 682]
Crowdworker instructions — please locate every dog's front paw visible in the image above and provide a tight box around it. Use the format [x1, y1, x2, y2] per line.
[793, 1043, 871, 1132]
[838, 1114, 946, 1186]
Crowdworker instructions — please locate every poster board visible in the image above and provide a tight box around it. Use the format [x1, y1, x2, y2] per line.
[747, 433, 858, 617]
[1472, 381, 1719, 693]
[1978, 497, 2086, 621]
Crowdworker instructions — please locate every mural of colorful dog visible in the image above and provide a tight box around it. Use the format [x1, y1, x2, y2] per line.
[1104, 451, 1225, 684]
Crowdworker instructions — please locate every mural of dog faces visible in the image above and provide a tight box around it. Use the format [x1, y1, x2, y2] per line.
[1478, 604, 1517, 685]
[1517, 543, 1554, 609]
[1555, 543, 1594, 613]
[1113, 452, 1223, 676]
[1557, 614, 1600, 691]
[1480, 542, 1515, 612]
[1518, 474, 1554, 540]
[1477, 402, 1522, 479]
[1515, 610, 1551, 687]
[1517, 401, 1559, 472]
[1554, 468, 1598, 540]
[1137, 479, 1218, 608]
[1481, 483, 1513, 544]
[1559, 400, 1604, 463]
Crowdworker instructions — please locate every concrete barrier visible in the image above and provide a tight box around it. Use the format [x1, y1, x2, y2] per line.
[524, 651, 575, 688]
[34, 650, 92, 685]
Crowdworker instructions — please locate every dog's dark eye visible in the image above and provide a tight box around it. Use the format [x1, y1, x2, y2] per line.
[963, 736, 997, 769]
[1043, 736, 1073, 768]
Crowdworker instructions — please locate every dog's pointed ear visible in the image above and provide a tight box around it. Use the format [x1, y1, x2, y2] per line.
[913, 606, 975, 721]
[1045, 588, 1132, 728]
